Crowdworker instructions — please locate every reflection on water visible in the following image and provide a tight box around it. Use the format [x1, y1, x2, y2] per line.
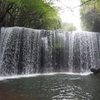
[0, 74, 100, 100]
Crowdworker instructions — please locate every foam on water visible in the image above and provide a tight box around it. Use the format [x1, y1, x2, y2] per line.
[0, 72, 91, 81]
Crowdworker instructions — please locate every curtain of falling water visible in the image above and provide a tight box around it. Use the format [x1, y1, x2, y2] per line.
[0, 27, 100, 76]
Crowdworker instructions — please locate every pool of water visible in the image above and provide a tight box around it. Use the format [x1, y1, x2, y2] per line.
[0, 73, 100, 100]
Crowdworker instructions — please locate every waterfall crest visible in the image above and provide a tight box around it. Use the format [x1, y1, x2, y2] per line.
[0, 27, 100, 75]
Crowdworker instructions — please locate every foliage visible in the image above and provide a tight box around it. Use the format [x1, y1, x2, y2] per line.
[80, 0, 100, 32]
[59, 22, 76, 31]
[0, 0, 61, 30]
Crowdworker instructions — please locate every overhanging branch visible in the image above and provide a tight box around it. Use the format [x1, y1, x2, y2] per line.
[72, 0, 97, 9]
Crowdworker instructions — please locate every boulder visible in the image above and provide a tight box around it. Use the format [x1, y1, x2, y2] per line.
[90, 68, 100, 74]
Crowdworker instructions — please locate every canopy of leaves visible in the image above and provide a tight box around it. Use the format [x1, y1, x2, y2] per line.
[59, 22, 76, 31]
[0, 0, 61, 30]
[80, 0, 100, 32]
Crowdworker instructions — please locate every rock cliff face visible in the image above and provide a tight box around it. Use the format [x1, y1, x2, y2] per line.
[0, 27, 100, 76]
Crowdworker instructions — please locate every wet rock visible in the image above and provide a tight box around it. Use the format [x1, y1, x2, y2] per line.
[90, 68, 100, 74]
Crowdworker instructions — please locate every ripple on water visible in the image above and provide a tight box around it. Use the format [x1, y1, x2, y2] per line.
[0, 73, 99, 100]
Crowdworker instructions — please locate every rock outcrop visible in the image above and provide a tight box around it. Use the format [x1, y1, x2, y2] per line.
[90, 68, 100, 74]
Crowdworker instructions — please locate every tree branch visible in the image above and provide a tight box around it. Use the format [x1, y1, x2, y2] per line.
[72, 0, 96, 9]
[8, 11, 14, 19]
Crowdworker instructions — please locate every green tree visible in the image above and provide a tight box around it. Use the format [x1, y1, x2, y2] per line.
[0, 0, 61, 30]
[59, 22, 76, 31]
[80, 0, 100, 31]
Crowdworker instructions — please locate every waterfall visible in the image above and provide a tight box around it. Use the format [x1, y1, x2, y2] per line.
[0, 27, 100, 76]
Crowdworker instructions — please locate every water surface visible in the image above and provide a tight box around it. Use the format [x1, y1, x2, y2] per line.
[0, 73, 100, 100]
